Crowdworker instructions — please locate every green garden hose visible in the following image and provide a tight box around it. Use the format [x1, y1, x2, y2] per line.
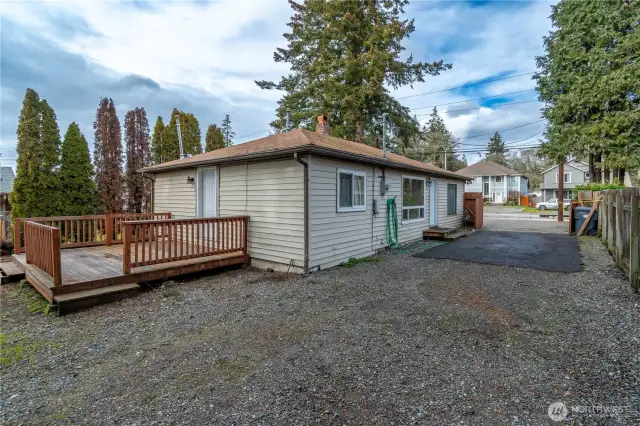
[386, 198, 398, 248]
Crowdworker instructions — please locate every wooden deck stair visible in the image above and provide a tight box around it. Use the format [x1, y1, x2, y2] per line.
[0, 261, 25, 284]
[423, 226, 473, 241]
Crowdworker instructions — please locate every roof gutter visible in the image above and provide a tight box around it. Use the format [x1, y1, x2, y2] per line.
[293, 152, 309, 275]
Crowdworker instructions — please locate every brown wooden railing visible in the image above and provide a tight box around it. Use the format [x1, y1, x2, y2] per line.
[122, 216, 249, 273]
[14, 212, 172, 254]
[24, 221, 62, 287]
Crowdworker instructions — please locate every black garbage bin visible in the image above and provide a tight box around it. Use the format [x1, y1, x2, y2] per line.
[573, 206, 598, 236]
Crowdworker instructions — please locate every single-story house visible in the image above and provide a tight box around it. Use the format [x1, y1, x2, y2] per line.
[540, 160, 589, 201]
[458, 160, 529, 203]
[140, 117, 470, 274]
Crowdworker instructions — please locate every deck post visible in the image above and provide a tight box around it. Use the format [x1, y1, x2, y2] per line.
[51, 227, 62, 287]
[105, 214, 112, 246]
[243, 217, 249, 255]
[123, 222, 131, 274]
[14, 218, 22, 255]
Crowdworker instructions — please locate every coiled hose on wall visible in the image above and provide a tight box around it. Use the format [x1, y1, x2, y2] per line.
[386, 197, 398, 248]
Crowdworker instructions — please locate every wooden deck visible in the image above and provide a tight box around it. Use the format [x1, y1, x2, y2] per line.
[13, 241, 248, 313]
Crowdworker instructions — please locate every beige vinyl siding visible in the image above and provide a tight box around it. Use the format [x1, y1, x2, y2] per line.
[153, 169, 196, 218]
[219, 159, 305, 270]
[437, 178, 464, 228]
[308, 156, 433, 271]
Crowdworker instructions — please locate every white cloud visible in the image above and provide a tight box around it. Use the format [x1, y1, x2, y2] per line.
[0, 0, 291, 104]
[0, 0, 555, 169]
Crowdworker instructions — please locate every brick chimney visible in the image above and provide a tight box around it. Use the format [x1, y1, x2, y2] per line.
[316, 114, 330, 136]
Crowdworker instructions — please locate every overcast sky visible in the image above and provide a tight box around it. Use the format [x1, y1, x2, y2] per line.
[0, 0, 553, 170]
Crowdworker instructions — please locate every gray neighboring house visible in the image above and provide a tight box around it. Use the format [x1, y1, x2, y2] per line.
[0, 167, 15, 214]
[540, 160, 589, 201]
[458, 160, 529, 203]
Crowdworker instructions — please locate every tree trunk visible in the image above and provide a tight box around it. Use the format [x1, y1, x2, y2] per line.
[558, 160, 564, 222]
[589, 153, 596, 181]
[355, 119, 364, 143]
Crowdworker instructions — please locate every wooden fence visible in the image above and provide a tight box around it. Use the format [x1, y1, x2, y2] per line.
[599, 188, 639, 292]
[122, 216, 249, 273]
[14, 212, 172, 254]
[24, 221, 62, 287]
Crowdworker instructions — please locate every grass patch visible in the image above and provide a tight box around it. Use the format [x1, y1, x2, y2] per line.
[213, 357, 252, 381]
[11, 280, 56, 316]
[0, 332, 60, 366]
[340, 256, 382, 267]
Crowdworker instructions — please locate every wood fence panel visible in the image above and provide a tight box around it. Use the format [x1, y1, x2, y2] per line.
[600, 188, 639, 292]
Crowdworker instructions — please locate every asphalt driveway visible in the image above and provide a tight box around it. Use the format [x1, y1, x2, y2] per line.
[414, 230, 581, 272]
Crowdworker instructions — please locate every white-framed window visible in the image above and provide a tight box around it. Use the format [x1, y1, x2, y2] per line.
[496, 176, 503, 183]
[555, 172, 572, 183]
[402, 176, 426, 222]
[337, 169, 366, 212]
[509, 176, 517, 184]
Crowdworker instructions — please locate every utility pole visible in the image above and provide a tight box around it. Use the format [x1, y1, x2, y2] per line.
[558, 159, 564, 222]
[176, 114, 184, 159]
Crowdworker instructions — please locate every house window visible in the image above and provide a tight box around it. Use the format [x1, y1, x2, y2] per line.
[337, 169, 366, 212]
[555, 173, 572, 183]
[509, 176, 517, 184]
[496, 176, 503, 183]
[402, 176, 426, 221]
[447, 184, 457, 215]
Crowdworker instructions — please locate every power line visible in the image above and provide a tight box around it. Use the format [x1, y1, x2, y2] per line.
[236, 129, 271, 139]
[428, 99, 541, 115]
[409, 89, 537, 112]
[397, 71, 535, 100]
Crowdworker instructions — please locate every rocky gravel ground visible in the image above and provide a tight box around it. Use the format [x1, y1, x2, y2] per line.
[1, 228, 639, 425]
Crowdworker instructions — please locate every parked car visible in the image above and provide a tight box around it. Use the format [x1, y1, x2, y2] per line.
[537, 198, 572, 210]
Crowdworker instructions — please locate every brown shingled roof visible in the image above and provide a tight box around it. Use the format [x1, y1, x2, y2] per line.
[141, 128, 469, 181]
[457, 160, 523, 177]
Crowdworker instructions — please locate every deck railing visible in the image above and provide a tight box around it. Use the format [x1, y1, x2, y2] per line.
[14, 212, 172, 254]
[24, 221, 62, 287]
[122, 216, 249, 273]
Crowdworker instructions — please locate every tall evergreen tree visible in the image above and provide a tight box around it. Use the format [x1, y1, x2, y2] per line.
[124, 107, 151, 213]
[93, 98, 124, 213]
[409, 108, 465, 171]
[59, 122, 98, 215]
[161, 109, 202, 160]
[150, 116, 165, 164]
[534, 0, 640, 181]
[10, 89, 42, 219]
[11, 89, 63, 218]
[221, 114, 234, 147]
[205, 124, 225, 152]
[256, 0, 450, 142]
[486, 132, 508, 166]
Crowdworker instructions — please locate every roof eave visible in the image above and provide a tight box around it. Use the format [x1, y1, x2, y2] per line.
[139, 145, 469, 181]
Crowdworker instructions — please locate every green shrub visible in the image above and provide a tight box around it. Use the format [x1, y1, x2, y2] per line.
[575, 179, 625, 191]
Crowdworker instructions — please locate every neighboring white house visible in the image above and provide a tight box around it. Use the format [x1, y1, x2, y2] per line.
[457, 160, 529, 203]
[140, 117, 469, 274]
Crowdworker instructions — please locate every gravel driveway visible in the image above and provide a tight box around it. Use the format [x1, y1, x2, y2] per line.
[1, 227, 639, 424]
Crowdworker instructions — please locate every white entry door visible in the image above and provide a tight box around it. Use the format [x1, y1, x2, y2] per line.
[198, 168, 217, 217]
[429, 179, 437, 226]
